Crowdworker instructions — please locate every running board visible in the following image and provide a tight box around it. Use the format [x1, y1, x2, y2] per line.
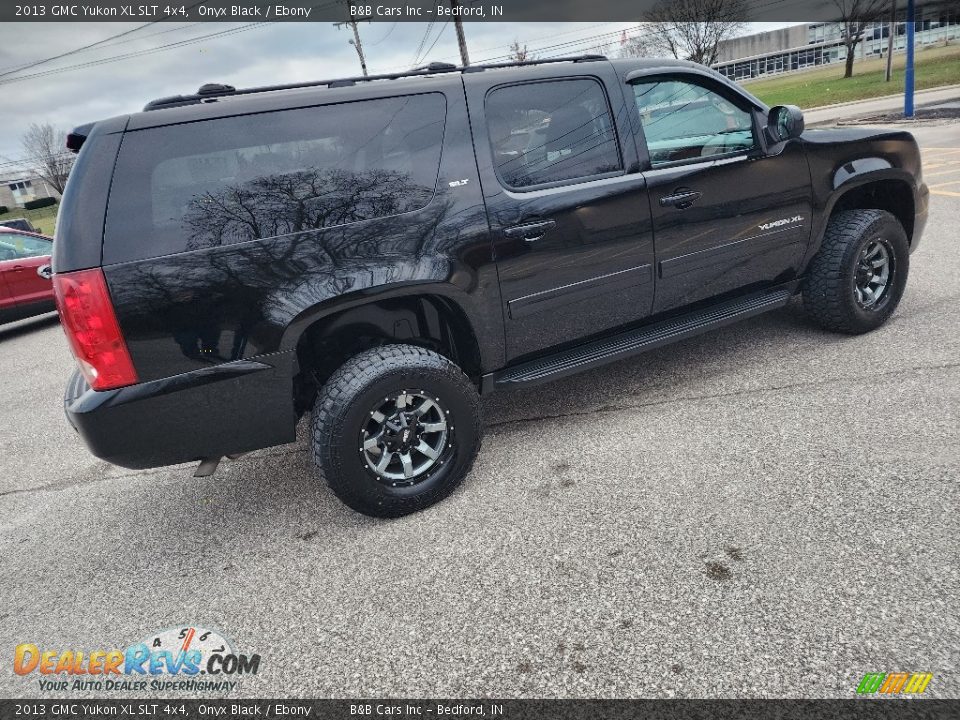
[487, 287, 794, 391]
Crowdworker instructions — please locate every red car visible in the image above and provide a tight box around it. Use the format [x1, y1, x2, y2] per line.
[0, 227, 55, 324]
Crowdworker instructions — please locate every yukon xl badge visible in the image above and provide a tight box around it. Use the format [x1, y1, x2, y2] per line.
[759, 215, 804, 230]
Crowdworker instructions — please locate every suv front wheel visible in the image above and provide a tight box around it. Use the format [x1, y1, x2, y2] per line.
[311, 344, 482, 517]
[802, 209, 910, 334]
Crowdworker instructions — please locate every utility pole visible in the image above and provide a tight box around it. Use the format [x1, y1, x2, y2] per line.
[334, 0, 371, 76]
[884, 0, 896, 82]
[449, 0, 470, 66]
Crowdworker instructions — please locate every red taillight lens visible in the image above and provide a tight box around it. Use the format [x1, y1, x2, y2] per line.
[53, 268, 138, 391]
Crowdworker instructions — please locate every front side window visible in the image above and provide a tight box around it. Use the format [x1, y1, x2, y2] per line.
[106, 93, 447, 260]
[485, 78, 621, 189]
[633, 78, 756, 166]
[0, 234, 51, 260]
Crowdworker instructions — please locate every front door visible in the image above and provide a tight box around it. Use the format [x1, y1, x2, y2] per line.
[0, 233, 54, 306]
[465, 64, 655, 363]
[630, 75, 812, 313]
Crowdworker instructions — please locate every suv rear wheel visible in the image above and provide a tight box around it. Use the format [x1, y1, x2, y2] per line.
[311, 344, 482, 517]
[802, 209, 909, 334]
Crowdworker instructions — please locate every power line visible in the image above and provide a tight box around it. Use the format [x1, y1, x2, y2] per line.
[0, 0, 342, 85]
[0, 153, 74, 172]
[480, 25, 645, 62]
[369, 22, 398, 47]
[0, 24, 213, 74]
[423, 22, 451, 61]
[0, 23, 271, 86]
[0, 19, 636, 88]
[410, 20, 436, 67]
[389, 23, 645, 73]
[429, 22, 617, 64]
[0, 23, 158, 80]
[413, 22, 449, 68]
[0, 1, 212, 80]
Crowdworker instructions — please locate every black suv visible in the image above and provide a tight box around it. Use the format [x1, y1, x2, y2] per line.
[55, 56, 928, 516]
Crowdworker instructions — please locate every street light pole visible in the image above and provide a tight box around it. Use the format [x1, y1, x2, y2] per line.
[334, 0, 370, 76]
[350, 24, 369, 77]
[905, 0, 915, 117]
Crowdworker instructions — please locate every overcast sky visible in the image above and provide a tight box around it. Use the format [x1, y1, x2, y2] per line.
[0, 21, 794, 174]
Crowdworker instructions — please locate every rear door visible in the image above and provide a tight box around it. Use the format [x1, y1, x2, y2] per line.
[465, 63, 655, 363]
[629, 73, 812, 313]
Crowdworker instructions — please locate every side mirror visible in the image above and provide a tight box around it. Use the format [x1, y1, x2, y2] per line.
[767, 105, 805, 142]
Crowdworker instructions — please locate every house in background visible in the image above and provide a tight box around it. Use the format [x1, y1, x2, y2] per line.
[0, 172, 59, 209]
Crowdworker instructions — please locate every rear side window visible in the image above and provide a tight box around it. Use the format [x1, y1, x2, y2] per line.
[485, 78, 621, 190]
[105, 93, 446, 262]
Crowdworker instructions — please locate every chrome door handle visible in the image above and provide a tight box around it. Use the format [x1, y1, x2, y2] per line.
[659, 190, 702, 209]
[504, 220, 556, 243]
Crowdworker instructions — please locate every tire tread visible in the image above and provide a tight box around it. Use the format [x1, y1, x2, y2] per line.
[802, 209, 907, 334]
[311, 344, 481, 517]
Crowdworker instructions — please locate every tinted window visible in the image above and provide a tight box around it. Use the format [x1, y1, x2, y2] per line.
[633, 79, 755, 166]
[0, 234, 50, 260]
[106, 93, 446, 261]
[486, 79, 621, 189]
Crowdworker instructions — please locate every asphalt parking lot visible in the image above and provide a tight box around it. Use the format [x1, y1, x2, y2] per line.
[1, 124, 958, 700]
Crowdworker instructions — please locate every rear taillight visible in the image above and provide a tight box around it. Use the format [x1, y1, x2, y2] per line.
[53, 268, 138, 391]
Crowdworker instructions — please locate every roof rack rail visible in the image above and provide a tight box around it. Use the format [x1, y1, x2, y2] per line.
[461, 54, 606, 72]
[142, 55, 608, 111]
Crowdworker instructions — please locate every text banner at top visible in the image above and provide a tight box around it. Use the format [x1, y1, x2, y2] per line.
[2, 0, 948, 23]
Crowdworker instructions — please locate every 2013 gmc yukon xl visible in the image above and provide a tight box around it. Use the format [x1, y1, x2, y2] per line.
[54, 56, 928, 516]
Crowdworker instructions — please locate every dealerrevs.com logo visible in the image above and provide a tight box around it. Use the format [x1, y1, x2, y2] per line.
[856, 672, 933, 695]
[14, 626, 261, 693]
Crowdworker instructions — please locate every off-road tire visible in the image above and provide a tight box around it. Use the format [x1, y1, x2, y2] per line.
[311, 344, 482, 517]
[802, 209, 909, 334]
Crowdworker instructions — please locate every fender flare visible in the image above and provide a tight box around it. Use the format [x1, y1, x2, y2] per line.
[804, 161, 917, 265]
[277, 268, 492, 376]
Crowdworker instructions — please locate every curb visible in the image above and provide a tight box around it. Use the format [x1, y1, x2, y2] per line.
[802, 83, 960, 113]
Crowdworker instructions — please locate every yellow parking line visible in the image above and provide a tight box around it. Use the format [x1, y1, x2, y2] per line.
[929, 179, 960, 188]
[931, 189, 960, 198]
[925, 167, 960, 177]
[924, 148, 960, 153]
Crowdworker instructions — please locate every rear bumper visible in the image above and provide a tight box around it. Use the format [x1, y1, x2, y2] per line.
[64, 352, 298, 470]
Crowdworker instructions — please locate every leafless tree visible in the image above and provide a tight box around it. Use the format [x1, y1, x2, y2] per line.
[508, 40, 535, 62]
[183, 167, 430, 250]
[20, 122, 74, 196]
[640, 0, 747, 67]
[620, 30, 658, 59]
[834, 0, 888, 78]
